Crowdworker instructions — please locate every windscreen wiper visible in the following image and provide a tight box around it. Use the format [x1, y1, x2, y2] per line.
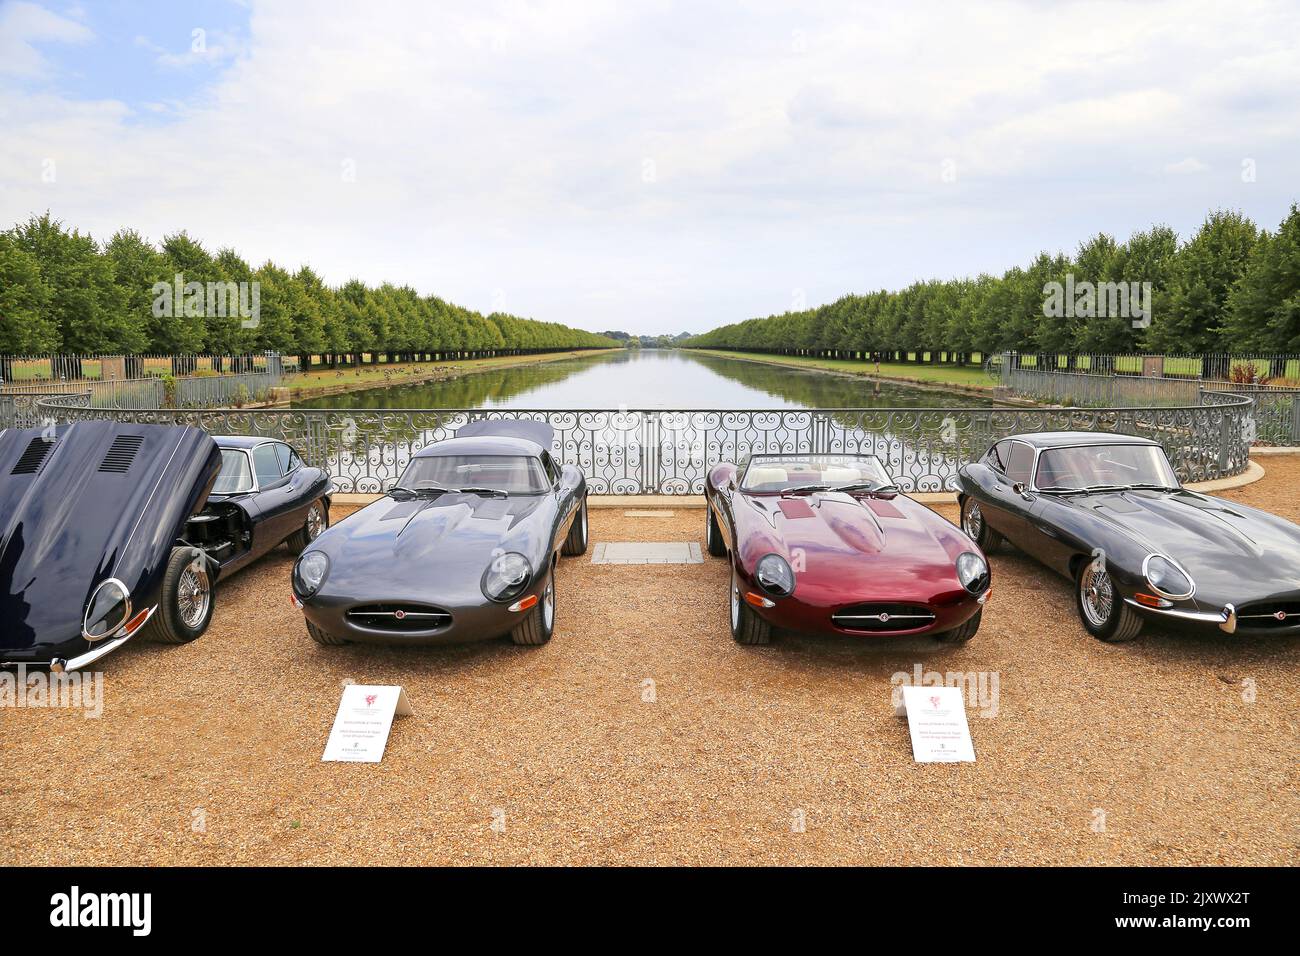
[781, 484, 830, 495]
[1037, 484, 1127, 494]
[387, 485, 457, 500]
[835, 481, 899, 495]
[457, 487, 509, 498]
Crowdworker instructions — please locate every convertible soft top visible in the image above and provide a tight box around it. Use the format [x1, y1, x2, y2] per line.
[455, 419, 555, 451]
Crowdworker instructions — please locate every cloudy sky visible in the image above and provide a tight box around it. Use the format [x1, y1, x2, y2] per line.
[2, 0, 1298, 334]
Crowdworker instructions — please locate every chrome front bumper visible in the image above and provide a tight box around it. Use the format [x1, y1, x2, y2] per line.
[1124, 599, 1237, 634]
[3, 605, 156, 673]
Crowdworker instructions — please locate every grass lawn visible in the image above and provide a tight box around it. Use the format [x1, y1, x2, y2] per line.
[280, 349, 618, 393]
[694, 349, 994, 388]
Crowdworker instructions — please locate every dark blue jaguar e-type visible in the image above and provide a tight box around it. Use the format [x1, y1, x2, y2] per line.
[0, 421, 330, 672]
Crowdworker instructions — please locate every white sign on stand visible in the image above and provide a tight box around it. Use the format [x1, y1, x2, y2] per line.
[899, 685, 976, 763]
[322, 684, 413, 763]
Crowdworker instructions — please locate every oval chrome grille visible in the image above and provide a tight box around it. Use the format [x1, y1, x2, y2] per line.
[346, 603, 453, 632]
[1235, 600, 1300, 628]
[832, 603, 935, 632]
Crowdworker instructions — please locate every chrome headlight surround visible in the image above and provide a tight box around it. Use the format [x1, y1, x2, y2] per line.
[294, 551, 331, 599]
[956, 551, 990, 594]
[83, 577, 132, 642]
[755, 553, 796, 597]
[1143, 553, 1195, 600]
[482, 551, 533, 603]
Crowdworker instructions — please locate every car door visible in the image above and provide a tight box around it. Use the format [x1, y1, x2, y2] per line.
[249, 442, 298, 550]
[978, 440, 1035, 549]
[541, 451, 574, 551]
[276, 441, 318, 522]
[713, 468, 739, 552]
[1027, 494, 1086, 578]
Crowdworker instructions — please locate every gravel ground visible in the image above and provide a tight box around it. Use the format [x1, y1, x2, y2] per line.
[2, 462, 1297, 866]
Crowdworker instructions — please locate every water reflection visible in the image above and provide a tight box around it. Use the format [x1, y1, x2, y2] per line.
[294, 349, 995, 410]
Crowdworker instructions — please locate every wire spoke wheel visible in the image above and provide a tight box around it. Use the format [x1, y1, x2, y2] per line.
[730, 571, 740, 631]
[177, 561, 211, 629]
[306, 503, 325, 541]
[963, 500, 983, 540]
[1080, 564, 1114, 627]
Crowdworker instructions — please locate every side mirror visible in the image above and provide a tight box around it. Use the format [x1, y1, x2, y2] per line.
[1012, 482, 1033, 501]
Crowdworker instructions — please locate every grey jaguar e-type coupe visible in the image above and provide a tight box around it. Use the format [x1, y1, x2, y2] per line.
[957, 431, 1300, 642]
[292, 420, 588, 647]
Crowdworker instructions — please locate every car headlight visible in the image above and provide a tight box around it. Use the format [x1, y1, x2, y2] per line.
[755, 554, 796, 596]
[482, 552, 532, 602]
[956, 552, 989, 594]
[84, 578, 132, 641]
[294, 551, 330, 598]
[1144, 554, 1194, 599]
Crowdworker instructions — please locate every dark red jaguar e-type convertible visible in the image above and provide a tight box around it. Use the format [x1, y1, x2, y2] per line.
[704, 454, 990, 644]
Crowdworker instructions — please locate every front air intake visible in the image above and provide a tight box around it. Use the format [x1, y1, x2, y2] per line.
[346, 604, 453, 632]
[832, 603, 936, 632]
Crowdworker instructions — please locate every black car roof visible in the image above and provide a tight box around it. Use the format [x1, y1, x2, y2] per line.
[1005, 431, 1160, 449]
[214, 436, 275, 450]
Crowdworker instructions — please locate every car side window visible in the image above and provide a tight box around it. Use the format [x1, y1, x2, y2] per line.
[540, 451, 561, 486]
[252, 444, 283, 486]
[1005, 442, 1034, 485]
[985, 441, 1009, 472]
[275, 443, 302, 475]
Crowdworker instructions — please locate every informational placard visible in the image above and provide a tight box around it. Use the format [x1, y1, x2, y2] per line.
[321, 684, 413, 763]
[899, 685, 976, 763]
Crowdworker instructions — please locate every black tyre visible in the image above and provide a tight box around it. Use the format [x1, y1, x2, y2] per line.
[510, 569, 556, 646]
[729, 566, 771, 645]
[287, 499, 329, 555]
[306, 620, 347, 646]
[142, 547, 215, 645]
[960, 496, 1002, 554]
[935, 608, 982, 644]
[561, 494, 588, 556]
[1075, 559, 1144, 642]
[705, 502, 727, 557]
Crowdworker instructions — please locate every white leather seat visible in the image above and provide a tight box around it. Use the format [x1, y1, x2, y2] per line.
[823, 466, 862, 483]
[746, 466, 789, 486]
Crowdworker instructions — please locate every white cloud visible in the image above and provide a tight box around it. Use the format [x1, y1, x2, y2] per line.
[135, 28, 247, 69]
[0, 0, 92, 77]
[1164, 157, 1210, 175]
[1, 0, 1298, 334]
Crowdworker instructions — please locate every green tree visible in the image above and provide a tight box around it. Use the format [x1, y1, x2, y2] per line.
[1147, 210, 1259, 353]
[0, 232, 57, 354]
[8, 213, 128, 354]
[1224, 205, 1300, 353]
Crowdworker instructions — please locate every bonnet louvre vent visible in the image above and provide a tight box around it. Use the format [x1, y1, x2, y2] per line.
[11, 437, 55, 475]
[99, 435, 145, 473]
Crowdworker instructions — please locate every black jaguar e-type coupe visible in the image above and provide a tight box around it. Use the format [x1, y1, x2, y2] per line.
[292, 419, 588, 647]
[201, 435, 333, 571]
[957, 431, 1300, 642]
[0, 421, 331, 671]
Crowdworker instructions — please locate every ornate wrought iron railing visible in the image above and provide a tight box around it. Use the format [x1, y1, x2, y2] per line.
[30, 393, 1254, 494]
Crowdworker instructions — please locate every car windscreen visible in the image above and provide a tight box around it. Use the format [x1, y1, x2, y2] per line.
[399, 454, 550, 495]
[740, 454, 895, 492]
[1034, 444, 1180, 491]
[212, 450, 255, 494]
